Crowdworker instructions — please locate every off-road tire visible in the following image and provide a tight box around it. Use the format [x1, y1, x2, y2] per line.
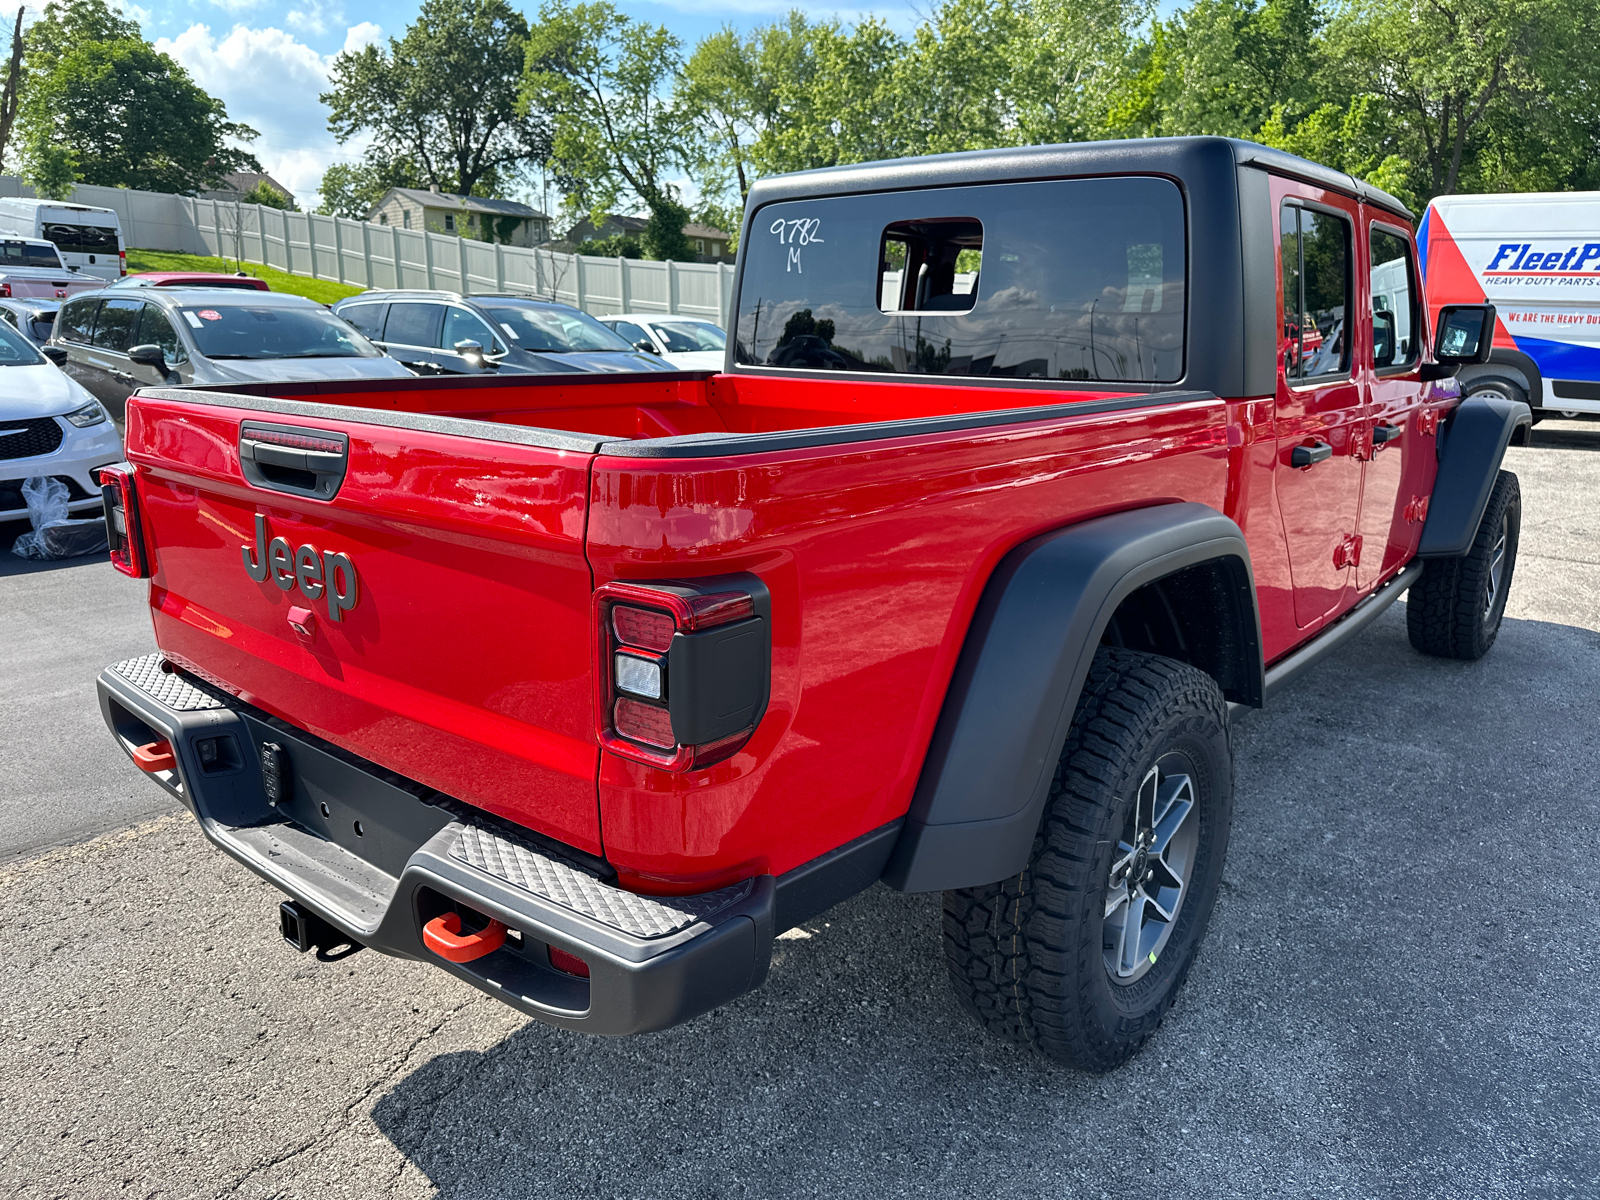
[943, 648, 1234, 1072]
[1407, 470, 1521, 661]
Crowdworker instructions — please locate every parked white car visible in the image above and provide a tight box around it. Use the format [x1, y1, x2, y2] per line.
[597, 313, 727, 370]
[0, 320, 120, 522]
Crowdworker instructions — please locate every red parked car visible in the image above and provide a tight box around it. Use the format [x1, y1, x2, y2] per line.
[109, 271, 270, 291]
[95, 138, 1523, 1070]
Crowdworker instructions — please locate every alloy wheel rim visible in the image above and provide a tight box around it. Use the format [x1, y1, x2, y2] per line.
[1103, 755, 1198, 984]
[1484, 512, 1509, 619]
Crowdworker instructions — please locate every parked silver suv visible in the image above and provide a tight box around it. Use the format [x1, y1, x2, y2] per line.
[50, 289, 414, 423]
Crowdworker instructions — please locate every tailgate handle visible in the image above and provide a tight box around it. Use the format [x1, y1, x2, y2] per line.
[239, 422, 349, 501]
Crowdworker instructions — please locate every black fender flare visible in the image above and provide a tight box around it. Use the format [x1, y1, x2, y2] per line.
[1418, 396, 1532, 559]
[881, 502, 1262, 894]
[1478, 348, 1545, 409]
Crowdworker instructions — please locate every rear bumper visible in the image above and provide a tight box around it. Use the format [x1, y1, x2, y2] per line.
[96, 654, 788, 1035]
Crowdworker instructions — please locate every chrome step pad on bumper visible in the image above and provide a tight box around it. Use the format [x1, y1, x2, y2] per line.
[97, 654, 775, 1035]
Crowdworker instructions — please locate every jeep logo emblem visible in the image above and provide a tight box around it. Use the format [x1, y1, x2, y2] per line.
[241, 513, 358, 622]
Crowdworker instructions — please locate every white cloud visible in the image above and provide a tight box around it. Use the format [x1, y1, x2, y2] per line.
[156, 22, 374, 208]
[342, 20, 381, 54]
[285, 0, 342, 37]
[207, 0, 266, 13]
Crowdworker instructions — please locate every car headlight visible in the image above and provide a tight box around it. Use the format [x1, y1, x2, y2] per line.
[63, 401, 108, 428]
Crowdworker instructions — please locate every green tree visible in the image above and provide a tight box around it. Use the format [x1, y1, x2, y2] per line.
[523, 0, 693, 259]
[324, 0, 549, 198]
[20, 0, 260, 195]
[318, 158, 423, 218]
[243, 180, 294, 210]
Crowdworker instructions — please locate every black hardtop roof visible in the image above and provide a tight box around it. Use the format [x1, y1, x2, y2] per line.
[743, 136, 1413, 222]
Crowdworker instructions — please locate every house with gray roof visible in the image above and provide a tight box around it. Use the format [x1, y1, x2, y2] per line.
[366, 186, 551, 247]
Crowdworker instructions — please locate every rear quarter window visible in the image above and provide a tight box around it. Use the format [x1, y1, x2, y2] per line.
[734, 176, 1187, 382]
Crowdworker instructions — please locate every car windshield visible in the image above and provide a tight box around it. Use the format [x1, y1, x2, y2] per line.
[650, 320, 726, 353]
[0, 318, 45, 365]
[486, 304, 636, 353]
[180, 304, 381, 359]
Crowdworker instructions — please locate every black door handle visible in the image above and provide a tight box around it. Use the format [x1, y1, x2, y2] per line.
[1291, 441, 1333, 468]
[1373, 422, 1401, 445]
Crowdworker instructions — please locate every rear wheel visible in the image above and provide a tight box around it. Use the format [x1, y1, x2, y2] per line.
[943, 648, 1233, 1071]
[1407, 470, 1521, 661]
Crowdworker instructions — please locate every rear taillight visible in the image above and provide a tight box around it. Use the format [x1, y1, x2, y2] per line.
[0, 284, 10, 298]
[119, 249, 127, 277]
[98, 462, 150, 578]
[596, 578, 770, 771]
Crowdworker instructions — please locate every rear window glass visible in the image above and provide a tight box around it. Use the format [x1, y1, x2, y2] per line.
[44, 222, 120, 254]
[652, 320, 726, 353]
[0, 241, 61, 268]
[734, 177, 1186, 382]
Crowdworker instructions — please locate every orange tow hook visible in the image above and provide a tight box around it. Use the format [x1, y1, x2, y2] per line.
[132, 739, 176, 773]
[422, 912, 507, 963]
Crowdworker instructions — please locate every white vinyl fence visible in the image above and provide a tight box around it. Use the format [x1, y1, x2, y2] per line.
[0, 176, 737, 326]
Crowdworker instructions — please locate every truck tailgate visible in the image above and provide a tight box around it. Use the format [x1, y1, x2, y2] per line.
[126, 392, 603, 854]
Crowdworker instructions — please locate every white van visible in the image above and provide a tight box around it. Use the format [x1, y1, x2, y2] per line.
[1421, 191, 1600, 416]
[0, 198, 125, 282]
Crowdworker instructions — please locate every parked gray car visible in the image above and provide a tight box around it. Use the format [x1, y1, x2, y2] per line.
[49, 289, 414, 423]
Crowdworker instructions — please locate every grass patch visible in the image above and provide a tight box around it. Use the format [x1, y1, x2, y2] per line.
[125, 249, 366, 305]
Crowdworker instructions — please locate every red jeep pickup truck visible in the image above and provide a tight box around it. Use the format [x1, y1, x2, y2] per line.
[96, 138, 1527, 1070]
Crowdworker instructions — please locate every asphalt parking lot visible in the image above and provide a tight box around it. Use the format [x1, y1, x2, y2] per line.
[2, 421, 1598, 1199]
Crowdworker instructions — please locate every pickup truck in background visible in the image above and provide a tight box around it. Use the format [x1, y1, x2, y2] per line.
[0, 237, 103, 302]
[95, 138, 1528, 1071]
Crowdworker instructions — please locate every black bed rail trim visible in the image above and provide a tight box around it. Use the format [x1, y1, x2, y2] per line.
[597, 389, 1220, 459]
[132, 382, 1219, 461]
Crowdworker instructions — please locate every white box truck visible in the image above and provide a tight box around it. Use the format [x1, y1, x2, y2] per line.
[0, 198, 125, 282]
[1421, 190, 1600, 418]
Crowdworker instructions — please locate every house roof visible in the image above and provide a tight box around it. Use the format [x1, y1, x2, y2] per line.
[683, 223, 731, 240]
[218, 171, 295, 198]
[566, 213, 731, 242]
[381, 188, 548, 218]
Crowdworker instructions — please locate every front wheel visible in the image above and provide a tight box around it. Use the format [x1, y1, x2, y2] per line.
[1407, 470, 1521, 661]
[943, 648, 1234, 1071]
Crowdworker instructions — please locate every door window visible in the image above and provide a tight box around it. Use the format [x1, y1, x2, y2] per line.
[382, 302, 444, 348]
[338, 302, 389, 338]
[58, 299, 98, 343]
[441, 307, 503, 354]
[91, 298, 143, 353]
[610, 320, 650, 347]
[136, 305, 188, 364]
[1281, 203, 1351, 381]
[1369, 226, 1419, 370]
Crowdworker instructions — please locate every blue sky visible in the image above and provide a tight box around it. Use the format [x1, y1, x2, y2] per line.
[106, 0, 1174, 210]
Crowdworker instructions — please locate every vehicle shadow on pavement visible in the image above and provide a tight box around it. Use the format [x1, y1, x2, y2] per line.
[1530, 417, 1600, 451]
[368, 607, 1600, 1200]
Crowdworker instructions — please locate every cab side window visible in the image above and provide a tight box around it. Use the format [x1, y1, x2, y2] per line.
[58, 298, 98, 343]
[339, 302, 389, 339]
[1280, 202, 1352, 381]
[92, 298, 144, 353]
[1369, 226, 1420, 370]
[441, 307, 504, 354]
[136, 305, 188, 364]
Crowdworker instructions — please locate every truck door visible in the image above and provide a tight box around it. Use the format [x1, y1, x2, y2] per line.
[1357, 218, 1428, 589]
[1274, 186, 1364, 627]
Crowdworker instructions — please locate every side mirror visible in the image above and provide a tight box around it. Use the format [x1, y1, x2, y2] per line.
[1433, 304, 1496, 365]
[127, 343, 166, 370]
[1372, 310, 1396, 367]
[453, 337, 485, 362]
[41, 345, 67, 366]
[634, 340, 659, 354]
